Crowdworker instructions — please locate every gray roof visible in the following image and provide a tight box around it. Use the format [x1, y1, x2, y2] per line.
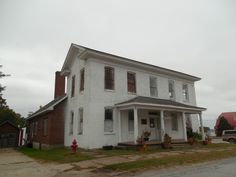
[28, 95, 67, 120]
[62, 43, 201, 81]
[116, 96, 206, 111]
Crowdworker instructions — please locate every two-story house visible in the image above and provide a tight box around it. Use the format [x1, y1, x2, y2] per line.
[28, 43, 206, 149]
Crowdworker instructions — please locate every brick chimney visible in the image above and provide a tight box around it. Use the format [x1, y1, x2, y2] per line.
[54, 71, 65, 99]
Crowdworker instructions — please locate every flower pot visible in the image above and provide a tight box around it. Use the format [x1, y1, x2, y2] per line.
[144, 137, 149, 141]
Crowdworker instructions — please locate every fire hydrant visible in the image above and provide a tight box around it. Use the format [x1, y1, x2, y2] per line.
[71, 139, 78, 153]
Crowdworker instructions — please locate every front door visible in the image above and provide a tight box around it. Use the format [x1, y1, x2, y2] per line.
[149, 115, 159, 140]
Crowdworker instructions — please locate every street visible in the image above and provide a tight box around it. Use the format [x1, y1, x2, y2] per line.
[135, 157, 236, 177]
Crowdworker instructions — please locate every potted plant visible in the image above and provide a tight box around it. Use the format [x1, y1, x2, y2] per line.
[202, 135, 212, 145]
[162, 133, 172, 149]
[143, 130, 151, 141]
[136, 136, 148, 152]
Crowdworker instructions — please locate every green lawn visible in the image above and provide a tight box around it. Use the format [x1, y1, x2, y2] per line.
[18, 143, 236, 165]
[18, 147, 92, 163]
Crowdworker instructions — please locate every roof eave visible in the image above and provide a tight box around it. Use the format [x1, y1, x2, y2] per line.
[61, 43, 86, 76]
[27, 95, 67, 120]
[115, 102, 206, 112]
[85, 49, 201, 82]
[60, 44, 201, 81]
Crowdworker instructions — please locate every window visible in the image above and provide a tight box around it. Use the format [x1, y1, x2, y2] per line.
[78, 108, 83, 134]
[43, 118, 48, 136]
[182, 84, 189, 101]
[30, 123, 33, 138]
[71, 75, 75, 97]
[171, 114, 178, 131]
[150, 118, 155, 128]
[127, 72, 136, 93]
[141, 119, 147, 125]
[80, 68, 84, 91]
[104, 108, 113, 132]
[150, 77, 157, 97]
[128, 110, 134, 132]
[168, 80, 175, 99]
[104, 67, 114, 90]
[34, 121, 38, 135]
[69, 111, 74, 135]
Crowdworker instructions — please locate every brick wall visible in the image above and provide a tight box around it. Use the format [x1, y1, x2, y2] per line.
[28, 101, 65, 148]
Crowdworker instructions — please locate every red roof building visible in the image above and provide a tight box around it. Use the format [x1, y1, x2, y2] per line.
[215, 112, 236, 136]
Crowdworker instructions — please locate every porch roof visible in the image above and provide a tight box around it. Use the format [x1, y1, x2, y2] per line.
[115, 96, 206, 113]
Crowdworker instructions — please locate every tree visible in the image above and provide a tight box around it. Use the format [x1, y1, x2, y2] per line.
[0, 65, 25, 127]
[0, 108, 25, 127]
[0, 65, 10, 108]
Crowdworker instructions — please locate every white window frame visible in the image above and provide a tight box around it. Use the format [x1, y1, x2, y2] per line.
[69, 111, 74, 135]
[168, 80, 175, 100]
[182, 84, 189, 102]
[104, 107, 114, 132]
[78, 108, 83, 135]
[150, 76, 158, 97]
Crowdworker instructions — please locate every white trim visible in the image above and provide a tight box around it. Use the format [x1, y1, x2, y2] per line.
[116, 102, 206, 112]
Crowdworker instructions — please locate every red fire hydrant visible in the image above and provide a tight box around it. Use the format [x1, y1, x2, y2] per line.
[71, 139, 78, 153]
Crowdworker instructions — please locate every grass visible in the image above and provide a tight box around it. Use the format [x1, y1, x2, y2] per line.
[104, 146, 236, 171]
[18, 143, 236, 166]
[18, 147, 92, 163]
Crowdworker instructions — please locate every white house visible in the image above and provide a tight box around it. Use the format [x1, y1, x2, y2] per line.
[61, 44, 206, 149]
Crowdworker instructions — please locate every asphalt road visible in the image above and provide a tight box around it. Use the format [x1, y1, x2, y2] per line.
[135, 157, 236, 177]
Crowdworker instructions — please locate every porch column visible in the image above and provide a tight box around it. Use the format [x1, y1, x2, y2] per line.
[117, 109, 122, 142]
[160, 110, 165, 142]
[199, 113, 205, 141]
[182, 112, 187, 142]
[134, 107, 138, 144]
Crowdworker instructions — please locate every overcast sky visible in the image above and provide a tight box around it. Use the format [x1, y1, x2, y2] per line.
[1, 0, 236, 128]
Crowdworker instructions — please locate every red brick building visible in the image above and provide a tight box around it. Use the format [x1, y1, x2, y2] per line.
[27, 72, 67, 149]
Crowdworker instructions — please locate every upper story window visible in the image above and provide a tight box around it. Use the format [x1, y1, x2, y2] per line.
[80, 68, 84, 92]
[150, 77, 158, 97]
[71, 75, 75, 97]
[104, 67, 114, 90]
[168, 80, 175, 99]
[127, 72, 136, 93]
[182, 84, 189, 101]
[104, 108, 113, 132]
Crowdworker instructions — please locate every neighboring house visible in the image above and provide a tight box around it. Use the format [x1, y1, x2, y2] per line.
[0, 121, 20, 148]
[28, 44, 206, 149]
[215, 112, 236, 136]
[27, 72, 67, 149]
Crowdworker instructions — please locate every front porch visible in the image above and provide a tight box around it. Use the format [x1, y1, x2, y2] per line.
[115, 96, 206, 145]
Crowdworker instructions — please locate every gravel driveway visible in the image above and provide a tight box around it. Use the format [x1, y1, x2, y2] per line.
[0, 148, 71, 177]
